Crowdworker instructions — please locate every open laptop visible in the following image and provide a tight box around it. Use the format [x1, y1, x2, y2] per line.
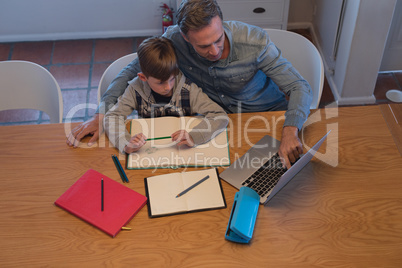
[220, 131, 330, 205]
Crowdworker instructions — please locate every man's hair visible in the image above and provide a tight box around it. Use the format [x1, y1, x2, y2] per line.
[176, 0, 223, 35]
[137, 36, 179, 82]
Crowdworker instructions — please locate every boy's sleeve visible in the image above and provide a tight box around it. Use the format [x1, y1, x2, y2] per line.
[187, 84, 229, 145]
[104, 85, 138, 153]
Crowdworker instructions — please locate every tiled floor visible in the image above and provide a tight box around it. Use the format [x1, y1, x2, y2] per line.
[0, 30, 401, 126]
[0, 36, 148, 125]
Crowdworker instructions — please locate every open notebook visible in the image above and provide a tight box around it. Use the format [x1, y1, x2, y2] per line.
[144, 168, 226, 217]
[127, 116, 230, 169]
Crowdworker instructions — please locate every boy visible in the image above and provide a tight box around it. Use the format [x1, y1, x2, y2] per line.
[104, 37, 229, 154]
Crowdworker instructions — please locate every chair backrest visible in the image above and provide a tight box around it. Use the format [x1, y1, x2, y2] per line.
[98, 53, 138, 104]
[264, 29, 324, 109]
[0, 60, 63, 123]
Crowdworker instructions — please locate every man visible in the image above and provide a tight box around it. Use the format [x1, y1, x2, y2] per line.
[67, 0, 312, 168]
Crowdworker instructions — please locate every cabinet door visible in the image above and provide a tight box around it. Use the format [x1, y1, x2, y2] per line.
[176, 0, 289, 29]
[218, 0, 289, 29]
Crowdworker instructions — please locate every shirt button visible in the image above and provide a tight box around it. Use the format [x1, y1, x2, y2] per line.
[189, 67, 193, 70]
[221, 95, 225, 98]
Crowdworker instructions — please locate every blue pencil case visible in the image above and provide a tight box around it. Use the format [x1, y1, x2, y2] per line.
[225, 187, 260, 243]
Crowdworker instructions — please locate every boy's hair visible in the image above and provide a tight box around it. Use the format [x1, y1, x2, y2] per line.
[137, 36, 179, 82]
[176, 0, 223, 36]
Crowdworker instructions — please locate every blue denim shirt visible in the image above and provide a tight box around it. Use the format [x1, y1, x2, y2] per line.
[99, 21, 312, 129]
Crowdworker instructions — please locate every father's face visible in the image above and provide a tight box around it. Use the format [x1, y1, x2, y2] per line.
[183, 16, 226, 62]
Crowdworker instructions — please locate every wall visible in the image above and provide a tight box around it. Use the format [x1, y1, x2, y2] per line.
[288, 0, 398, 105]
[0, 0, 176, 42]
[313, 0, 397, 105]
[2, 0, 312, 42]
[380, 0, 402, 71]
[313, 0, 345, 75]
[287, 0, 315, 28]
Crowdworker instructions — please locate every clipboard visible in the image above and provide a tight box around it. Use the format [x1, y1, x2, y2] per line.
[225, 187, 260, 243]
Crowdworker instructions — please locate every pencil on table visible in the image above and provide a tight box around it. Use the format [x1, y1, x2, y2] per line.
[146, 136, 171, 141]
[176, 175, 210, 198]
[101, 178, 104, 211]
[112, 154, 129, 183]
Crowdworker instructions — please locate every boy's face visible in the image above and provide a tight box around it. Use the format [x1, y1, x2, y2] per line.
[138, 73, 175, 97]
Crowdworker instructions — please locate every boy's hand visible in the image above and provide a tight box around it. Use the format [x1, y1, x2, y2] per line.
[171, 130, 195, 147]
[124, 133, 147, 154]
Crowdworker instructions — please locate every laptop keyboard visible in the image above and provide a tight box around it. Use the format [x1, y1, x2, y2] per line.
[241, 153, 287, 197]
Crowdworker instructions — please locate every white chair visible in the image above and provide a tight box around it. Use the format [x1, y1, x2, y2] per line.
[98, 53, 138, 104]
[0, 60, 63, 123]
[264, 29, 324, 109]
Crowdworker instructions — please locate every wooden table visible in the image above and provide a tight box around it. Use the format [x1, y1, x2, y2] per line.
[1, 105, 401, 267]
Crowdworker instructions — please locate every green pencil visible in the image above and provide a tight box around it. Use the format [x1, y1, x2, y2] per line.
[146, 136, 171, 141]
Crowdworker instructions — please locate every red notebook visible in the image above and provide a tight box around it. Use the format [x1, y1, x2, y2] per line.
[55, 169, 147, 237]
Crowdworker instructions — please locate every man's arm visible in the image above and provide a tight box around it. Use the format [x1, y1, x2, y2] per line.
[256, 30, 312, 168]
[97, 58, 141, 115]
[66, 58, 140, 147]
[66, 113, 104, 147]
[257, 33, 312, 128]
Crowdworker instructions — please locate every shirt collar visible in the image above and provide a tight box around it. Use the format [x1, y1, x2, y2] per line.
[223, 22, 238, 63]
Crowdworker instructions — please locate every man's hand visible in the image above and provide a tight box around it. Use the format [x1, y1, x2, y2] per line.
[171, 130, 195, 147]
[66, 114, 104, 148]
[278, 126, 303, 169]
